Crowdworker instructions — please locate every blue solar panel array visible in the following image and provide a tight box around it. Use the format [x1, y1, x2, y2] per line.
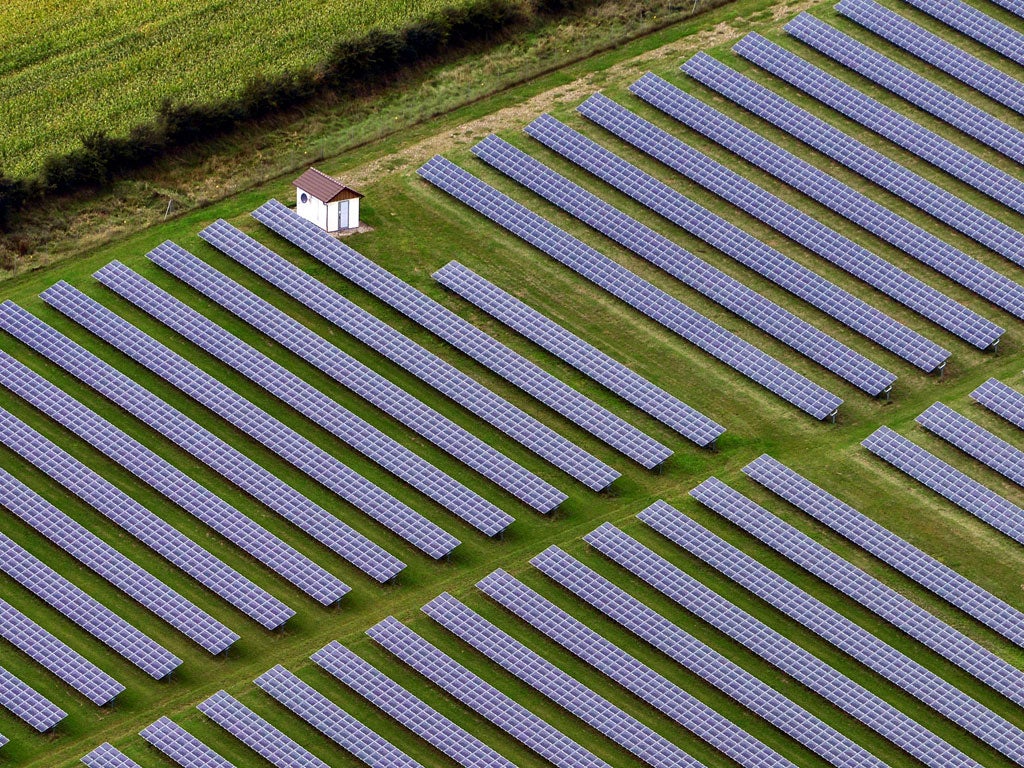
[972, 378, 1024, 431]
[837, 0, 1024, 116]
[254, 200, 672, 470]
[422, 591, 705, 768]
[477, 569, 798, 768]
[80, 743, 142, 768]
[576, 91, 1000, 351]
[119, 252, 512, 537]
[918, 402, 1024, 487]
[681, 52, 1024, 267]
[433, 261, 725, 445]
[41, 280, 458, 560]
[525, 112, 953, 370]
[0, 598, 123, 705]
[785, 13, 1024, 166]
[990, 0, 1024, 18]
[162, 234, 562, 517]
[367, 615, 609, 768]
[140, 717, 235, 768]
[630, 72, 1024, 322]
[530, 546, 887, 768]
[0, 665, 65, 732]
[255, 664, 422, 768]
[901, 0, 1024, 66]
[312, 641, 512, 768]
[201, 221, 618, 492]
[0, 301, 404, 584]
[744, 454, 1024, 649]
[863, 426, 1024, 546]
[473, 133, 898, 395]
[585, 522, 979, 768]
[418, 155, 843, 420]
[734, 32, 1024, 215]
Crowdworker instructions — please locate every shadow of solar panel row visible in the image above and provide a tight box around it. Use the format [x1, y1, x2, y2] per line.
[312, 641, 512, 768]
[418, 156, 843, 420]
[526, 113, 950, 373]
[80, 743, 141, 768]
[478, 569, 797, 768]
[136, 250, 516, 536]
[918, 402, 1024, 487]
[367, 615, 608, 768]
[140, 717, 235, 768]
[785, 13, 1024, 167]
[863, 426, 1024, 546]
[743, 454, 1024, 649]
[421, 592, 704, 768]
[682, 53, 1024, 267]
[585, 522, 978, 768]
[531, 546, 886, 768]
[254, 664, 421, 768]
[202, 221, 617, 494]
[197, 227, 564, 514]
[837, 0, 1024, 116]
[0, 302, 404, 584]
[0, 665, 65, 732]
[474, 133, 898, 395]
[253, 200, 672, 470]
[41, 280, 458, 561]
[0, 532, 180, 679]
[198, 690, 328, 768]
[432, 260, 724, 445]
[972, 378, 1024, 431]
[0, 419, 237, 655]
[901, 0, 1024, 66]
[0, 598, 122, 705]
[688, 477, 1024, 731]
[578, 90, 1001, 351]
[735, 32, 1024, 217]
[630, 72, 1024, 321]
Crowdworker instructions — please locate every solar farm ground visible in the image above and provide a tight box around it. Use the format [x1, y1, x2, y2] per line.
[3, 0, 1024, 766]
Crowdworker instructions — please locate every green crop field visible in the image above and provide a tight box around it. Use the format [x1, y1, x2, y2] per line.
[2, 0, 1024, 766]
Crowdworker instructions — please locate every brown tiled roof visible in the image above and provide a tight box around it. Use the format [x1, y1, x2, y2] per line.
[292, 167, 363, 203]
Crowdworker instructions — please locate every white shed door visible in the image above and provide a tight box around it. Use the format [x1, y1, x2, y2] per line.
[337, 200, 349, 230]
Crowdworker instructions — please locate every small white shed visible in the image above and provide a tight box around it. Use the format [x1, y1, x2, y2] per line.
[293, 167, 363, 232]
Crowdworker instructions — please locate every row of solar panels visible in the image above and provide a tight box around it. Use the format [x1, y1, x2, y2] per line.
[80, 450, 1024, 768]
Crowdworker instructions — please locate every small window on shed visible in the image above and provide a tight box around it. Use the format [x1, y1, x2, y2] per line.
[300, 192, 309, 204]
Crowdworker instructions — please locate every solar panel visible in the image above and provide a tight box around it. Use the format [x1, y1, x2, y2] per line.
[0, 664, 65, 731]
[585, 522, 978, 768]
[477, 569, 798, 768]
[41, 280, 458, 561]
[576, 92, 1001, 351]
[422, 592, 706, 768]
[837, 0, 1024, 117]
[785, 13, 1024, 167]
[432, 261, 724, 445]
[0, 528, 180, 679]
[530, 546, 886, 768]
[0, 733, 6, 750]
[524, 113, 952, 370]
[743, 454, 1024, 649]
[194, 227, 565, 514]
[681, 52, 1024, 267]
[0, 300, 404, 584]
[417, 156, 843, 421]
[918, 402, 1024, 487]
[474, 133, 898, 394]
[312, 641, 512, 768]
[989, 0, 1024, 18]
[971, 378, 1024, 431]
[80, 743, 142, 768]
[253, 199, 673, 469]
[200, 221, 618, 492]
[0, 597, 123, 705]
[863, 426, 1024, 545]
[0, 425, 238, 655]
[254, 665, 422, 768]
[901, 0, 1024, 66]
[630, 72, 1024, 323]
[367, 616, 610, 768]
[140, 717, 236, 768]
[687, 478, 1024, 742]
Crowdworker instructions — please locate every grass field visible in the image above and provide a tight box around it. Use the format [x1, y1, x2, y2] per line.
[2, 0, 1024, 765]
